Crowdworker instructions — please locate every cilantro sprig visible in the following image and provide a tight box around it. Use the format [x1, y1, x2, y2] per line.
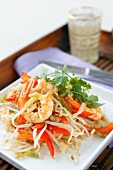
[38, 65, 103, 108]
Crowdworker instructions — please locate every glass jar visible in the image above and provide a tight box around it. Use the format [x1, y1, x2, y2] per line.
[68, 6, 103, 63]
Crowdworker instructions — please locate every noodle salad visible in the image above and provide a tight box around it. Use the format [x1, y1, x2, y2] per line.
[0, 66, 113, 161]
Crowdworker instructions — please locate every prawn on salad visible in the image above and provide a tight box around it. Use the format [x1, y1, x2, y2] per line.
[23, 91, 54, 123]
[34, 78, 57, 94]
[64, 96, 103, 121]
[17, 73, 55, 124]
[85, 107, 103, 120]
[17, 77, 36, 125]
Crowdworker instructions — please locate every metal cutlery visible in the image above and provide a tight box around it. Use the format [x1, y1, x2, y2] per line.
[41, 61, 113, 86]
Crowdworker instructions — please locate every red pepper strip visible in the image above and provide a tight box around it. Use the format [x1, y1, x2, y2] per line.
[32, 123, 45, 129]
[64, 97, 93, 117]
[47, 125, 70, 135]
[52, 112, 68, 124]
[33, 79, 38, 87]
[5, 96, 16, 102]
[39, 131, 54, 158]
[95, 123, 113, 134]
[79, 111, 93, 117]
[83, 124, 92, 133]
[59, 116, 68, 124]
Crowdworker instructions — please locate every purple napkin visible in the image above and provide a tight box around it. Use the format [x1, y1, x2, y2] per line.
[14, 47, 113, 90]
[14, 47, 98, 75]
[14, 47, 113, 147]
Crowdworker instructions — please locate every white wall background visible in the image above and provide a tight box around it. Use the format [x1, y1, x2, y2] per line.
[0, 0, 112, 61]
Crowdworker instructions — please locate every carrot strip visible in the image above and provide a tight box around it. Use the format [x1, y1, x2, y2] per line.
[18, 115, 25, 125]
[18, 130, 33, 141]
[96, 123, 113, 134]
[64, 97, 93, 117]
[21, 72, 31, 83]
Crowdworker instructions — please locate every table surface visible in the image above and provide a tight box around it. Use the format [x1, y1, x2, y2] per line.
[0, 56, 113, 170]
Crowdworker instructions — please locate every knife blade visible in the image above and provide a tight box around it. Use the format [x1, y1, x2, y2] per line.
[41, 61, 113, 86]
[42, 61, 113, 79]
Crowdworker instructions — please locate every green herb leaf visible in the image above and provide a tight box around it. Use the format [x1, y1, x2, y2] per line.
[39, 65, 103, 108]
[85, 95, 104, 108]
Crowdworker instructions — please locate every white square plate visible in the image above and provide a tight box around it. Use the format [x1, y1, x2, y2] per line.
[0, 63, 113, 170]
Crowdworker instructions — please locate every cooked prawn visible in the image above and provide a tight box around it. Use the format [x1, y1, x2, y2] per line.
[23, 91, 53, 123]
[18, 78, 34, 110]
[17, 78, 35, 125]
[85, 107, 103, 120]
[35, 79, 57, 94]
